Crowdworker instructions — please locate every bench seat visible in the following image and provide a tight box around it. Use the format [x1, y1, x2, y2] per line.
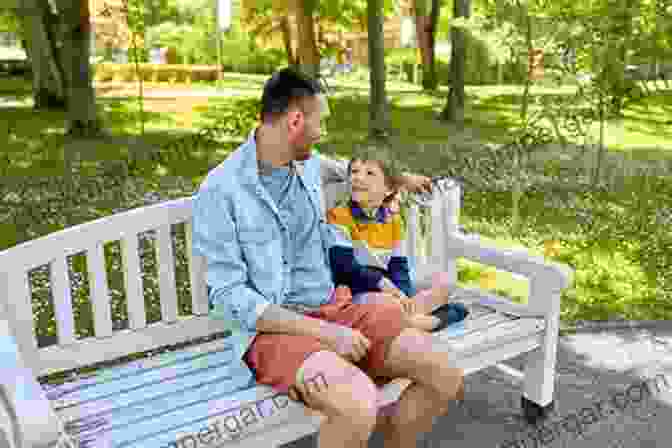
[43, 288, 544, 448]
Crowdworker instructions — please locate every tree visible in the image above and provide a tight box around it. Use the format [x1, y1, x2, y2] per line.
[440, 0, 471, 123]
[18, 0, 100, 136]
[368, 0, 390, 139]
[414, 0, 442, 90]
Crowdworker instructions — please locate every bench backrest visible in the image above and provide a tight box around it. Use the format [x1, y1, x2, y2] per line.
[0, 184, 459, 379]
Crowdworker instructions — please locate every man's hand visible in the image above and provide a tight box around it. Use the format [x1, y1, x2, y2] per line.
[391, 296, 417, 315]
[320, 322, 371, 363]
[402, 174, 432, 194]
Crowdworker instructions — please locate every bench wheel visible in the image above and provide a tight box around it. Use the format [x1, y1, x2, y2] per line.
[521, 396, 554, 425]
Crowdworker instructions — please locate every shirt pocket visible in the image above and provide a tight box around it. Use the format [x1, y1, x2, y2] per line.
[238, 227, 277, 281]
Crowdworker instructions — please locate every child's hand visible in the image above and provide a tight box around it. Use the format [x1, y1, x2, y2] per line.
[396, 298, 416, 315]
[379, 277, 407, 299]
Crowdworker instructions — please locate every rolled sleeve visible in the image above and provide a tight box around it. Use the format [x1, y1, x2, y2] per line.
[318, 154, 348, 184]
[192, 186, 271, 333]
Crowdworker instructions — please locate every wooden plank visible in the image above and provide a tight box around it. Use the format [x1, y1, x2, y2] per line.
[429, 195, 445, 269]
[121, 234, 146, 330]
[44, 338, 234, 400]
[156, 225, 179, 323]
[0, 270, 38, 371]
[56, 351, 238, 421]
[34, 315, 229, 378]
[453, 286, 545, 318]
[445, 318, 545, 355]
[0, 197, 194, 273]
[455, 334, 543, 376]
[185, 220, 209, 316]
[434, 309, 514, 342]
[406, 204, 419, 262]
[87, 243, 113, 339]
[50, 257, 77, 345]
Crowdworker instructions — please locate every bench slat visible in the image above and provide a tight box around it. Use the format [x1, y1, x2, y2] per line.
[121, 234, 146, 330]
[156, 225, 179, 323]
[435, 306, 513, 341]
[44, 338, 235, 400]
[88, 243, 113, 339]
[63, 367, 251, 440]
[34, 315, 228, 377]
[1, 270, 38, 365]
[58, 352, 240, 425]
[429, 195, 445, 269]
[51, 256, 77, 345]
[185, 220, 209, 316]
[440, 317, 545, 355]
[53, 345, 235, 410]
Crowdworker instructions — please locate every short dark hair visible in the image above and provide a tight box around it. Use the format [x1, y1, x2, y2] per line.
[260, 68, 322, 123]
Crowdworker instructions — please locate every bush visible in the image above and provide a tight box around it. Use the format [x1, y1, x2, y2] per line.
[197, 97, 261, 138]
[94, 63, 219, 83]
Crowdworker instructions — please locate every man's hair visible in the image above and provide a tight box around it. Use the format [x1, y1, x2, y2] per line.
[260, 68, 322, 123]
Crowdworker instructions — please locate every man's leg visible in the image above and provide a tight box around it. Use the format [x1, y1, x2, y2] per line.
[292, 350, 379, 448]
[244, 332, 378, 448]
[375, 328, 464, 448]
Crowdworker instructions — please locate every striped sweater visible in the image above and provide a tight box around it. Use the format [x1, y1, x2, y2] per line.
[326, 200, 415, 298]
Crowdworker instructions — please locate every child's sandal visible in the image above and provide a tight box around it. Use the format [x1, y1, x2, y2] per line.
[429, 302, 470, 333]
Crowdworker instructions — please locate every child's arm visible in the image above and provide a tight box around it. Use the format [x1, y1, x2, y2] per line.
[386, 214, 417, 298]
[326, 207, 386, 295]
[329, 246, 385, 293]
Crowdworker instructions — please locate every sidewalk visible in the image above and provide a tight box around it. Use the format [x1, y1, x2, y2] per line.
[287, 322, 672, 448]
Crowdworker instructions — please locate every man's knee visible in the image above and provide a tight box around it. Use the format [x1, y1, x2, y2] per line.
[298, 351, 378, 428]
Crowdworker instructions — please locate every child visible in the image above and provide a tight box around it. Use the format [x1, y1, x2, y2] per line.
[326, 148, 469, 333]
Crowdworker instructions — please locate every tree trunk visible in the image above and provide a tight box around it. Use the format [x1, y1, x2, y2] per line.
[294, 0, 320, 77]
[440, 0, 470, 123]
[414, 0, 440, 90]
[21, 0, 66, 110]
[20, 0, 100, 135]
[57, 0, 100, 136]
[368, 0, 390, 140]
[279, 16, 296, 66]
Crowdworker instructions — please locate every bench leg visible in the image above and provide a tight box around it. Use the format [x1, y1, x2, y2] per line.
[521, 291, 561, 424]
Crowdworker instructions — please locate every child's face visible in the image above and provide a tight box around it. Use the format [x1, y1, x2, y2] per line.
[349, 159, 393, 207]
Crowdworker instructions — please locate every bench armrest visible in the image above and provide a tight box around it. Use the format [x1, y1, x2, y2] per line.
[0, 319, 64, 448]
[446, 233, 573, 291]
[445, 233, 573, 317]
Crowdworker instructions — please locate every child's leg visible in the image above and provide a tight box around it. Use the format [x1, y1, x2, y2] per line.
[411, 272, 453, 315]
[357, 292, 440, 331]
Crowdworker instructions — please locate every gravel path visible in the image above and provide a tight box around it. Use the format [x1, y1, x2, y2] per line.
[286, 322, 672, 448]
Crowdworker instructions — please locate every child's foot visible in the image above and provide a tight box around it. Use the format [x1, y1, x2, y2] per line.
[408, 314, 441, 332]
[429, 302, 470, 333]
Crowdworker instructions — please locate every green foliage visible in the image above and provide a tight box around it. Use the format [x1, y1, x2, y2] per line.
[197, 97, 261, 137]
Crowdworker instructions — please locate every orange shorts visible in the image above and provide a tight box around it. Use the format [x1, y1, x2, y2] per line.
[243, 285, 410, 394]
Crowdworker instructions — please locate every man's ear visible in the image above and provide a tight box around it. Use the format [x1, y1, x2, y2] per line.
[287, 108, 303, 132]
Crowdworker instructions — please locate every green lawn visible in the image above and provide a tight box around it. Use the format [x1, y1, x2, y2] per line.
[1, 73, 671, 339]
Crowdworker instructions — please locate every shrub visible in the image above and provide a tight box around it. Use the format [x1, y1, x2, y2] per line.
[197, 97, 261, 138]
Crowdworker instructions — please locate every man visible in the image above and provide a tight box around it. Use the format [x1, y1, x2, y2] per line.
[192, 68, 464, 448]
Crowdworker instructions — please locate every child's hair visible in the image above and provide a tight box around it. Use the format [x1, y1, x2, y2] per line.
[346, 144, 406, 205]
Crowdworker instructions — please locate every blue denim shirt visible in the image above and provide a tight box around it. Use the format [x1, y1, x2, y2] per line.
[192, 130, 351, 380]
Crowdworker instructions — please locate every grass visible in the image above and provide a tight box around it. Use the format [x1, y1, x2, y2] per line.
[1, 73, 671, 346]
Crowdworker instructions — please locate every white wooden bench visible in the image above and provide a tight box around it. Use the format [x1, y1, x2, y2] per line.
[0, 179, 573, 448]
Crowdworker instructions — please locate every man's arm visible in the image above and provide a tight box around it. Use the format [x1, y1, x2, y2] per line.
[317, 153, 432, 193]
[193, 186, 324, 338]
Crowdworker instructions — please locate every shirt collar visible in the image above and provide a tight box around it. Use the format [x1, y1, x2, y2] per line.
[349, 199, 392, 224]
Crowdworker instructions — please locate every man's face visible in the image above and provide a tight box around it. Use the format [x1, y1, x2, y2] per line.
[287, 96, 322, 161]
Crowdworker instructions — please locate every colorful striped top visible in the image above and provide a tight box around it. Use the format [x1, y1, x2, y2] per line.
[327, 200, 415, 298]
